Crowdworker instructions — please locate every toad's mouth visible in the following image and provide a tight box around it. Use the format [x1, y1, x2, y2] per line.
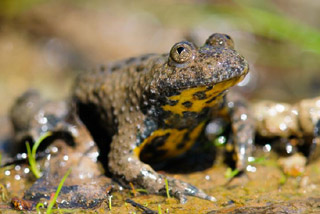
[168, 60, 249, 92]
[161, 72, 247, 116]
[203, 62, 249, 88]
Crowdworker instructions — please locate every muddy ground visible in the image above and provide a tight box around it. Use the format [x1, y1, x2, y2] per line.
[0, 0, 320, 213]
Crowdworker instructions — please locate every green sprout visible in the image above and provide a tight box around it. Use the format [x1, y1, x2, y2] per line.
[225, 167, 240, 179]
[36, 202, 44, 213]
[248, 156, 266, 165]
[46, 168, 71, 214]
[164, 178, 171, 199]
[136, 188, 149, 194]
[0, 184, 8, 202]
[158, 204, 162, 214]
[26, 132, 52, 178]
[279, 172, 287, 186]
[108, 195, 112, 211]
[26, 142, 39, 178]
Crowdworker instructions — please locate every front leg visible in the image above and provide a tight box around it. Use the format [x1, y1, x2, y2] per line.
[226, 92, 255, 170]
[108, 122, 216, 203]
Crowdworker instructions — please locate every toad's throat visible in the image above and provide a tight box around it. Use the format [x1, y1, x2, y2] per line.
[161, 77, 242, 116]
[135, 77, 242, 162]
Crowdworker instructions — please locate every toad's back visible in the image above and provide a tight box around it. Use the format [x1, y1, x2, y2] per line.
[73, 53, 164, 136]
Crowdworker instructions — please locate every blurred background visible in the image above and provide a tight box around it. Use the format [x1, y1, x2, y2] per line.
[0, 0, 319, 116]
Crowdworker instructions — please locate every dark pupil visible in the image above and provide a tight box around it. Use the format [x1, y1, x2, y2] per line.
[177, 47, 184, 54]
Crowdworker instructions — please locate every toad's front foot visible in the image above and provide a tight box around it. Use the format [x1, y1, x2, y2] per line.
[109, 148, 215, 203]
[163, 177, 216, 203]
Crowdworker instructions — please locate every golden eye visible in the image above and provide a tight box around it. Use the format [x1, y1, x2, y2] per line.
[205, 33, 234, 48]
[169, 41, 195, 63]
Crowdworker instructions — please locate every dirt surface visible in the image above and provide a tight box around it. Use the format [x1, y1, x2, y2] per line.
[2, 139, 320, 213]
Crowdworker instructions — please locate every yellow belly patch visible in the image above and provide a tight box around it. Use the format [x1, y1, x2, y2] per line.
[161, 79, 239, 116]
[135, 122, 205, 160]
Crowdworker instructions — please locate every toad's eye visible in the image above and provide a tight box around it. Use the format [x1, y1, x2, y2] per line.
[169, 41, 195, 63]
[205, 33, 234, 48]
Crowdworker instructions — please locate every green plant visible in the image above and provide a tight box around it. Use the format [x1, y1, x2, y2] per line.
[46, 168, 71, 214]
[279, 172, 287, 185]
[248, 156, 266, 165]
[164, 178, 171, 199]
[26, 132, 52, 178]
[158, 204, 162, 214]
[0, 184, 9, 202]
[240, 4, 320, 54]
[108, 195, 112, 211]
[136, 188, 148, 194]
[225, 168, 240, 179]
[36, 202, 44, 213]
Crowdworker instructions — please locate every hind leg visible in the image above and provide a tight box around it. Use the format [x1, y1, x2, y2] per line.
[9, 90, 110, 209]
[10, 90, 70, 146]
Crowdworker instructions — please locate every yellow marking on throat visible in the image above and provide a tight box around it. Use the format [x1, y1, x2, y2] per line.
[161, 79, 238, 116]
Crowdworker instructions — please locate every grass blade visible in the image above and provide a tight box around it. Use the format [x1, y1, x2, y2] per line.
[26, 132, 52, 179]
[26, 142, 41, 178]
[46, 168, 72, 214]
[164, 178, 170, 199]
